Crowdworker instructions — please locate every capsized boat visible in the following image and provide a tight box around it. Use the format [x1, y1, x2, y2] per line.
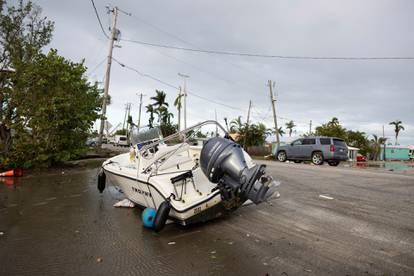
[98, 120, 280, 231]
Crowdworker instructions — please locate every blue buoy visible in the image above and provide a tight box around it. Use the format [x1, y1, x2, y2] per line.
[142, 208, 157, 228]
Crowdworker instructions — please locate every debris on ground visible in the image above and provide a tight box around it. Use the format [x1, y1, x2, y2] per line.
[96, 257, 103, 263]
[210, 250, 216, 254]
[319, 194, 334, 200]
[0, 231, 4, 236]
[168, 241, 176, 245]
[113, 198, 135, 208]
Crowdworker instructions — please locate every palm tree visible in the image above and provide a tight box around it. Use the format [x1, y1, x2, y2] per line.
[157, 106, 174, 125]
[146, 104, 155, 128]
[371, 134, 388, 160]
[174, 88, 183, 131]
[151, 90, 170, 123]
[389, 120, 405, 145]
[327, 117, 340, 127]
[243, 123, 271, 147]
[276, 127, 285, 137]
[285, 120, 296, 137]
[230, 116, 244, 133]
[150, 90, 169, 110]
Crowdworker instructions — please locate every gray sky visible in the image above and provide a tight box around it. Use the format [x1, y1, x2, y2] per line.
[32, 0, 414, 144]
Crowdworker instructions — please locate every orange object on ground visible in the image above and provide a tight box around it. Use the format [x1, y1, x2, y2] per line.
[0, 168, 23, 177]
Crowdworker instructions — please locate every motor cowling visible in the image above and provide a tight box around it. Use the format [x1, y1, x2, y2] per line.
[200, 137, 276, 207]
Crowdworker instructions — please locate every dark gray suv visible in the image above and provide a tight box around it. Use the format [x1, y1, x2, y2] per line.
[276, 137, 348, 166]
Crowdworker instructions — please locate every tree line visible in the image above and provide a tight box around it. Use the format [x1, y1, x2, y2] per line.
[0, 1, 104, 168]
[313, 117, 405, 160]
[141, 87, 407, 160]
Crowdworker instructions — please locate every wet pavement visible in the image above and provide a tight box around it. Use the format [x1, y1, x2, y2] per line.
[346, 161, 414, 172]
[0, 162, 414, 275]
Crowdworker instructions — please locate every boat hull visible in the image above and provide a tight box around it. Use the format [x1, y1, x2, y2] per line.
[103, 168, 226, 225]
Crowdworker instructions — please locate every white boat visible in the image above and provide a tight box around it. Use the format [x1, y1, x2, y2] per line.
[98, 121, 280, 231]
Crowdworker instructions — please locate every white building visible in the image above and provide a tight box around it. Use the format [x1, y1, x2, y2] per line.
[347, 146, 359, 161]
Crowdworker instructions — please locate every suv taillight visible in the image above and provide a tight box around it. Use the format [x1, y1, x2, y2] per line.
[330, 144, 335, 152]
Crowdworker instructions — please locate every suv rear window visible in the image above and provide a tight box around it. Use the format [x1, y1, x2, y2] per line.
[333, 139, 346, 147]
[302, 138, 316, 145]
[319, 138, 331, 145]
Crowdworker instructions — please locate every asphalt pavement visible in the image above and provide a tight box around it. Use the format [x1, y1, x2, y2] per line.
[0, 161, 413, 275]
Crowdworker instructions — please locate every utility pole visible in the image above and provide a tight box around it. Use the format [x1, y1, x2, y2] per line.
[214, 109, 218, 137]
[126, 103, 131, 130]
[243, 100, 252, 150]
[178, 73, 189, 130]
[383, 125, 386, 161]
[268, 80, 280, 145]
[137, 93, 144, 131]
[177, 87, 182, 131]
[122, 103, 128, 131]
[126, 103, 132, 142]
[309, 120, 312, 135]
[98, 7, 119, 146]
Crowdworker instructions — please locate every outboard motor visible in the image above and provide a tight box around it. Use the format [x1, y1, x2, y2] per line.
[200, 137, 277, 208]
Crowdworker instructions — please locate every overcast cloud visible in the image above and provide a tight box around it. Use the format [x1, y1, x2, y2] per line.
[30, 0, 414, 144]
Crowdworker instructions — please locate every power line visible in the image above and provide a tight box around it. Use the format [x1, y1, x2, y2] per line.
[112, 56, 321, 126]
[90, 0, 109, 39]
[127, 14, 265, 89]
[121, 39, 414, 61]
[88, 56, 107, 75]
[111, 57, 246, 112]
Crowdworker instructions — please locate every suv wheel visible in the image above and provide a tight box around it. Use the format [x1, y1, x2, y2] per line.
[311, 152, 324, 165]
[277, 151, 287, 162]
[328, 161, 339, 166]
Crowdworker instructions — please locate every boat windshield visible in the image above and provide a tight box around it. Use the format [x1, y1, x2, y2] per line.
[130, 126, 163, 149]
[133, 121, 229, 174]
[137, 120, 227, 162]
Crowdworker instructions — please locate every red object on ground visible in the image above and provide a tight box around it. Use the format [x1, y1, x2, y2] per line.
[357, 155, 366, 162]
[0, 168, 23, 177]
[0, 177, 15, 185]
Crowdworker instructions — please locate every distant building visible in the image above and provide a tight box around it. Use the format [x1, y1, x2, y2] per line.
[347, 146, 359, 161]
[379, 145, 414, 161]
